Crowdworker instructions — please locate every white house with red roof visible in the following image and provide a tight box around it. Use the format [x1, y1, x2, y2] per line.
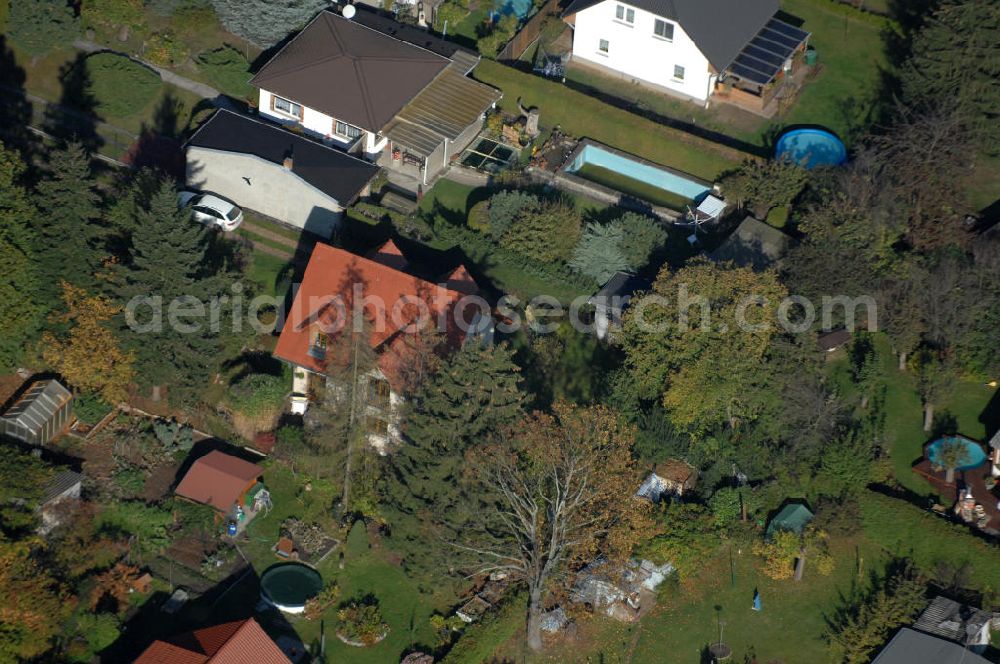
[274, 239, 489, 450]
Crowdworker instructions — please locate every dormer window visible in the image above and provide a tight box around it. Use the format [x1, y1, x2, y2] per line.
[615, 4, 634, 24]
[308, 328, 329, 359]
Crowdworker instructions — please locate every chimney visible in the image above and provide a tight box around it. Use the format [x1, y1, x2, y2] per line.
[283, 155, 294, 170]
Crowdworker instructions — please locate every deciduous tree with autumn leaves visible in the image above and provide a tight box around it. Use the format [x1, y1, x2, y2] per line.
[42, 282, 135, 405]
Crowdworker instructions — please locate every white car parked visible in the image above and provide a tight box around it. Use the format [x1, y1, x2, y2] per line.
[177, 191, 243, 231]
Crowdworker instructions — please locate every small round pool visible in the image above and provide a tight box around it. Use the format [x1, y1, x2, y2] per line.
[775, 128, 847, 169]
[926, 435, 988, 472]
[260, 563, 323, 614]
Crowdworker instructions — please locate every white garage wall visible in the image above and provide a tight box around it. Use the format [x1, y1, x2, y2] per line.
[186, 147, 346, 238]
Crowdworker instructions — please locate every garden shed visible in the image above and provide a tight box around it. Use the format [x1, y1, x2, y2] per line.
[0, 379, 73, 446]
[765, 502, 814, 540]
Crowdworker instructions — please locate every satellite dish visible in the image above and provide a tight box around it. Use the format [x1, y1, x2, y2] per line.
[342, 4, 356, 19]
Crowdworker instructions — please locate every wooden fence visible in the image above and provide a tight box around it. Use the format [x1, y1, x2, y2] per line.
[497, 0, 563, 63]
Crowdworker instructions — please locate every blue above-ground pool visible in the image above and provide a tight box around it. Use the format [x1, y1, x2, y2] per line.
[495, 0, 533, 19]
[926, 435, 988, 472]
[775, 128, 847, 169]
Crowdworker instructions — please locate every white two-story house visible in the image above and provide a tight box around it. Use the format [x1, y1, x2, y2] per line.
[563, 0, 809, 113]
[250, 6, 501, 188]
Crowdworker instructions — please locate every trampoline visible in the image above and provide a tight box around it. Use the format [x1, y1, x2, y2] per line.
[260, 562, 323, 614]
[775, 128, 847, 169]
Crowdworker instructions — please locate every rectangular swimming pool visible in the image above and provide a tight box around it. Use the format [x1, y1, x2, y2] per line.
[566, 143, 712, 206]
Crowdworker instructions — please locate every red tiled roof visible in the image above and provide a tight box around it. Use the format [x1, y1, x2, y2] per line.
[135, 619, 291, 664]
[174, 451, 262, 512]
[274, 243, 474, 384]
[441, 264, 479, 296]
[367, 238, 409, 272]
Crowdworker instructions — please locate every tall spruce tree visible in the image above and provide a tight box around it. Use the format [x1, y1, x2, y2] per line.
[0, 144, 42, 369]
[118, 178, 237, 402]
[900, 0, 1000, 151]
[34, 142, 103, 298]
[385, 342, 524, 581]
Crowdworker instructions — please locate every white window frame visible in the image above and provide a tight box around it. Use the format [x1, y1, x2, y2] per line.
[271, 95, 303, 119]
[614, 4, 634, 25]
[653, 19, 674, 41]
[335, 120, 363, 140]
[673, 64, 685, 81]
[598, 38, 610, 55]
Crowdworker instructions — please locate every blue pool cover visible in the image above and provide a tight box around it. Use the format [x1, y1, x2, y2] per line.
[775, 129, 847, 169]
[495, 0, 533, 19]
[927, 435, 988, 472]
[567, 144, 711, 201]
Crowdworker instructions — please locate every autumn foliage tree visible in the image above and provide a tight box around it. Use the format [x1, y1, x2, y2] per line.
[43, 282, 135, 404]
[621, 259, 788, 434]
[457, 403, 653, 651]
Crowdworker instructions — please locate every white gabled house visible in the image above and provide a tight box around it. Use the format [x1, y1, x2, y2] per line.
[563, 0, 809, 113]
[249, 6, 501, 187]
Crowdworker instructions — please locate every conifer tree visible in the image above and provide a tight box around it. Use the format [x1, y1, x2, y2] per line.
[34, 142, 103, 297]
[901, 0, 1000, 151]
[118, 178, 237, 402]
[0, 144, 42, 369]
[385, 342, 524, 580]
[211, 0, 326, 48]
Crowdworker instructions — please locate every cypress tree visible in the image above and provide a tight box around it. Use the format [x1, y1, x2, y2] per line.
[34, 142, 103, 298]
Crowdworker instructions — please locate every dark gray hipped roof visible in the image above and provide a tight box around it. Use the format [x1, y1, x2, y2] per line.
[872, 628, 992, 664]
[0, 380, 71, 433]
[250, 11, 450, 131]
[185, 110, 379, 205]
[563, 0, 780, 72]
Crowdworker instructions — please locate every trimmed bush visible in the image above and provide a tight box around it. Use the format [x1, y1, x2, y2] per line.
[197, 45, 252, 99]
[84, 53, 161, 117]
[227, 372, 288, 439]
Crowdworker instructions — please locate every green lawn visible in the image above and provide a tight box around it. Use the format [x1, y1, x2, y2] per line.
[778, 0, 890, 145]
[233, 463, 450, 661]
[827, 335, 996, 496]
[473, 60, 745, 182]
[483, 537, 885, 663]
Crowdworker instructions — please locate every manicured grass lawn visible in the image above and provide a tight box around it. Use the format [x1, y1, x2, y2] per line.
[485, 537, 885, 663]
[828, 335, 997, 496]
[574, 163, 693, 211]
[243, 251, 293, 298]
[232, 462, 449, 662]
[778, 0, 890, 145]
[473, 60, 745, 182]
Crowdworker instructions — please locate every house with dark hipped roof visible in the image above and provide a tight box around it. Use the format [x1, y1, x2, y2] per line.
[134, 617, 293, 663]
[562, 0, 809, 114]
[273, 239, 489, 451]
[250, 7, 501, 187]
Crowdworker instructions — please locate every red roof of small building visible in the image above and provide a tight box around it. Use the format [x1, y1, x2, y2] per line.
[134, 618, 291, 664]
[274, 243, 476, 387]
[174, 451, 263, 512]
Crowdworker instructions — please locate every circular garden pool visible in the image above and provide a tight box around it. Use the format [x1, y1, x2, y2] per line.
[260, 562, 323, 614]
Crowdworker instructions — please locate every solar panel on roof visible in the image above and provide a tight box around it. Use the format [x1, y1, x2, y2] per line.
[767, 17, 809, 42]
[726, 17, 809, 86]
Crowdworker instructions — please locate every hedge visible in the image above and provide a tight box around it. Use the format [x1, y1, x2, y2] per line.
[860, 491, 1000, 592]
[85, 53, 162, 118]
